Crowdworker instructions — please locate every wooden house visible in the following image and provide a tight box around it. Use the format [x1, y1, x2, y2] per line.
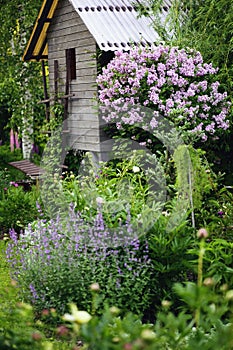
[23, 0, 169, 161]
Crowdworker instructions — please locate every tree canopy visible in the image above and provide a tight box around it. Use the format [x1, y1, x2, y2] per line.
[135, 0, 233, 92]
[0, 0, 44, 143]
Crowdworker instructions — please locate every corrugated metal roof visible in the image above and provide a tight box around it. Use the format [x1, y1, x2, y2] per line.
[70, 0, 169, 50]
[23, 0, 171, 61]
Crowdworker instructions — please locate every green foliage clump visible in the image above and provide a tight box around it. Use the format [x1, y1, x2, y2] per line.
[0, 145, 25, 180]
[61, 281, 233, 350]
[59, 234, 233, 350]
[0, 1, 45, 142]
[41, 149, 164, 233]
[0, 185, 40, 235]
[0, 145, 22, 162]
[0, 241, 50, 350]
[145, 215, 196, 320]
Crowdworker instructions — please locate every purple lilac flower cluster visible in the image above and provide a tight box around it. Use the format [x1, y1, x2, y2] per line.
[6, 205, 151, 315]
[97, 46, 230, 142]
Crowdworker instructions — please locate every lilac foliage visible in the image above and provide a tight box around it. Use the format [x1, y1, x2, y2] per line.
[97, 46, 230, 142]
[6, 206, 151, 314]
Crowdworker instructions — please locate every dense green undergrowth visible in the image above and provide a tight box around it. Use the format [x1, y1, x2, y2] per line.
[0, 145, 25, 181]
[0, 241, 74, 349]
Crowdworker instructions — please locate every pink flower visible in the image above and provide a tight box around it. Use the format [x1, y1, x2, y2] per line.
[10, 129, 14, 152]
[97, 46, 230, 142]
[197, 228, 208, 239]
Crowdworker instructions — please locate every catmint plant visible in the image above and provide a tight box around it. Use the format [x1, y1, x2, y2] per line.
[6, 206, 152, 318]
[97, 46, 230, 143]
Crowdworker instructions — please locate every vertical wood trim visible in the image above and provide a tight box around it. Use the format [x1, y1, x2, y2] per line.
[54, 59, 59, 100]
[41, 60, 50, 121]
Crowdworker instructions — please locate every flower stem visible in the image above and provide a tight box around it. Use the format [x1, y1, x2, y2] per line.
[195, 238, 205, 327]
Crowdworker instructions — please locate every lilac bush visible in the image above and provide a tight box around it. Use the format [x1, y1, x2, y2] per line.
[97, 46, 230, 142]
[6, 205, 152, 317]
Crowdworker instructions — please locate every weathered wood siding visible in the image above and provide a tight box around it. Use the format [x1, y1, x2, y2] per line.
[47, 0, 100, 152]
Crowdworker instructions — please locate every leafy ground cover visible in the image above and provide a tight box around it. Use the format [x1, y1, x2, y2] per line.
[0, 145, 42, 237]
[0, 145, 25, 181]
[3, 233, 233, 349]
[0, 240, 74, 349]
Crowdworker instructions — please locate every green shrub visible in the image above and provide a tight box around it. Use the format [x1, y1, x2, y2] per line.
[0, 302, 49, 350]
[0, 241, 51, 350]
[61, 235, 233, 350]
[57, 151, 165, 234]
[194, 185, 233, 237]
[0, 145, 25, 181]
[0, 185, 40, 235]
[61, 281, 233, 350]
[144, 215, 196, 320]
[0, 145, 23, 164]
[0, 168, 11, 199]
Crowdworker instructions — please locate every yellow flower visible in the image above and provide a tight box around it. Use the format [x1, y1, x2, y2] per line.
[109, 306, 120, 315]
[63, 304, 92, 324]
[225, 290, 233, 301]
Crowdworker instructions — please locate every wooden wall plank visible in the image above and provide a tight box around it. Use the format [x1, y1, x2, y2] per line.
[49, 50, 96, 63]
[48, 55, 96, 69]
[47, 0, 100, 153]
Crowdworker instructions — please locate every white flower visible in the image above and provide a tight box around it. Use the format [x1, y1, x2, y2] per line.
[90, 282, 100, 291]
[132, 166, 140, 173]
[63, 313, 75, 322]
[141, 329, 156, 340]
[96, 196, 104, 204]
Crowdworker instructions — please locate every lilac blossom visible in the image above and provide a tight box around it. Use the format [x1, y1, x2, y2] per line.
[97, 46, 230, 142]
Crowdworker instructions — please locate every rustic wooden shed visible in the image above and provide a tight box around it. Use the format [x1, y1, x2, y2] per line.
[23, 0, 169, 160]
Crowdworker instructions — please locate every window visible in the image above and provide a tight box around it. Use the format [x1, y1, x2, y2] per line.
[96, 45, 115, 74]
[66, 48, 76, 81]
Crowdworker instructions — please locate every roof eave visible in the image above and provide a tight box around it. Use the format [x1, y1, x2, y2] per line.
[23, 0, 58, 61]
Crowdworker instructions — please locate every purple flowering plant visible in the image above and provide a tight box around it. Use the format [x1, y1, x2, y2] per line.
[6, 205, 152, 318]
[97, 46, 230, 144]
